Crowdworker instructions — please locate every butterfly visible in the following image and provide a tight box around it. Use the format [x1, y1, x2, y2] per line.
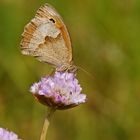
[20, 3, 77, 72]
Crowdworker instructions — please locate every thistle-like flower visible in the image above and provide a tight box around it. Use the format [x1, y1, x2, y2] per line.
[30, 72, 86, 110]
[0, 128, 21, 140]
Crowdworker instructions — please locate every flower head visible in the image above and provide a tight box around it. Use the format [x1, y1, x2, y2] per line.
[30, 72, 86, 110]
[0, 128, 21, 140]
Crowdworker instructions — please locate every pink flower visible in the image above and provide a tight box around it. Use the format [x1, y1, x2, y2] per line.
[30, 72, 86, 110]
[0, 128, 21, 140]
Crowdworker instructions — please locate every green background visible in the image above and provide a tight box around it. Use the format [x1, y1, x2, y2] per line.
[0, 0, 140, 139]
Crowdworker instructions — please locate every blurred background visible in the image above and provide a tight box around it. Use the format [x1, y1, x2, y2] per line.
[0, 0, 140, 139]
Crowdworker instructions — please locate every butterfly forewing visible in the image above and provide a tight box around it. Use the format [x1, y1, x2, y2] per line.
[20, 3, 72, 68]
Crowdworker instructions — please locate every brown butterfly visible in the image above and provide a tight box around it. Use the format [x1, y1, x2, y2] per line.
[20, 3, 77, 72]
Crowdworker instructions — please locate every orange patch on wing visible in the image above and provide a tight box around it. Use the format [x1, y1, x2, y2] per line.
[20, 21, 37, 48]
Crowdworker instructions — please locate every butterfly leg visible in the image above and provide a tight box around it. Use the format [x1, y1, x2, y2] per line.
[49, 68, 56, 76]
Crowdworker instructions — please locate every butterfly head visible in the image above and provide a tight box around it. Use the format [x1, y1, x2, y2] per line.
[56, 62, 77, 73]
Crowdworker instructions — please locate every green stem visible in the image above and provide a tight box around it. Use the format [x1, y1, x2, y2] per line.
[40, 107, 56, 140]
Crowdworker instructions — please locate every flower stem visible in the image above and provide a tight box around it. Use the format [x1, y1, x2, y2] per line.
[40, 107, 56, 140]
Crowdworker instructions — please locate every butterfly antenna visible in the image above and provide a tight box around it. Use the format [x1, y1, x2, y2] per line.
[77, 66, 94, 80]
